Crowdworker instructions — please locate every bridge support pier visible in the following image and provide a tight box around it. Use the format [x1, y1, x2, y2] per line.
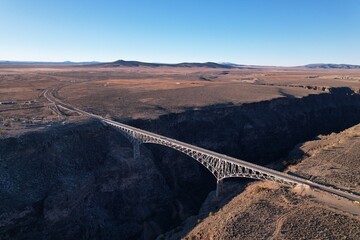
[133, 141, 140, 160]
[216, 179, 222, 197]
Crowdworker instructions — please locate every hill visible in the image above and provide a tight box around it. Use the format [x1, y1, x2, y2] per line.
[304, 63, 360, 69]
[97, 60, 234, 68]
[0, 61, 100, 66]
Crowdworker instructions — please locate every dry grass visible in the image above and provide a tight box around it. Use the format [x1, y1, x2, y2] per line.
[287, 123, 360, 192]
[1, 65, 360, 132]
[183, 182, 360, 240]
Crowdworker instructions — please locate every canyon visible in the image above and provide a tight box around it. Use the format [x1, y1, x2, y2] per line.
[1, 82, 360, 239]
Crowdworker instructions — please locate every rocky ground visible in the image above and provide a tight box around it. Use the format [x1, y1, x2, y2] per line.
[180, 124, 360, 240]
[181, 182, 360, 240]
[287, 124, 360, 192]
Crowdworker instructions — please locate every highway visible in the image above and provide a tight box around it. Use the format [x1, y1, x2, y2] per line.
[44, 88, 360, 202]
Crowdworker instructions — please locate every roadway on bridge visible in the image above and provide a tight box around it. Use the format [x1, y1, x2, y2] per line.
[43, 88, 360, 202]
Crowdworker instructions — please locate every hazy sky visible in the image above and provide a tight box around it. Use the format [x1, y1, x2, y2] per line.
[1, 0, 359, 65]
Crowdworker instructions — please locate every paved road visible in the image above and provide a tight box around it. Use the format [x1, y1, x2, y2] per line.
[44, 88, 360, 202]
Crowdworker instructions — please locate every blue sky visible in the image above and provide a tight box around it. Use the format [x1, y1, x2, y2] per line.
[0, 0, 359, 65]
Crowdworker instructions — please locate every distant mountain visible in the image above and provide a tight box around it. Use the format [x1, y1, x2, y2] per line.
[175, 62, 234, 68]
[304, 64, 360, 69]
[98, 60, 234, 68]
[0, 61, 100, 65]
[100, 60, 163, 67]
[218, 62, 244, 67]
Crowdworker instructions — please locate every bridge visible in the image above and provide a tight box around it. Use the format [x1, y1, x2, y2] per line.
[104, 119, 298, 195]
[44, 88, 360, 200]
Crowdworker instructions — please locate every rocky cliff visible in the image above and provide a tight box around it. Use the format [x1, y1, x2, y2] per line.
[0, 122, 179, 239]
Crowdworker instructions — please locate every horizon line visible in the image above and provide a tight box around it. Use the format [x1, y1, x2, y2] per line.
[1, 59, 360, 68]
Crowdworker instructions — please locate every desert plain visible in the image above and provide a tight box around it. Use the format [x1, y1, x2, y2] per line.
[0, 64, 360, 239]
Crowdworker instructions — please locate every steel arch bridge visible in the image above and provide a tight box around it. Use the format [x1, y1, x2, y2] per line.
[104, 120, 298, 195]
